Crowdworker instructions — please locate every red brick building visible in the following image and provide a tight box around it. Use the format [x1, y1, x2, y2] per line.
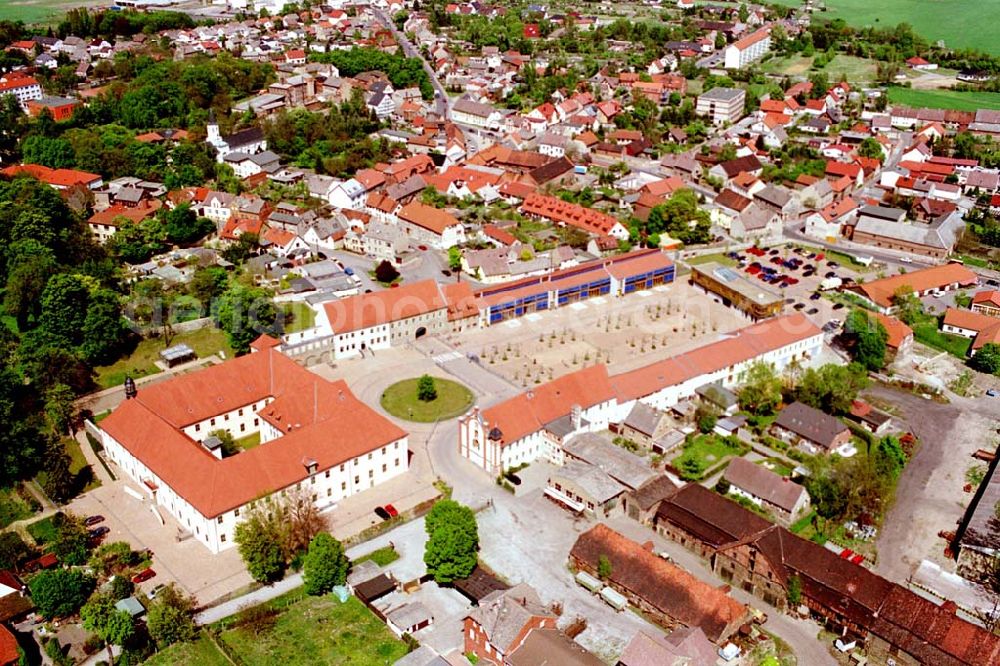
[463, 584, 555, 664]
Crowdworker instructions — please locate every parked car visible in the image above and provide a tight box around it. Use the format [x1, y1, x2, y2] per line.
[807, 307, 819, 314]
[794, 303, 806, 310]
[343, 267, 354, 276]
[88, 526, 109, 539]
[987, 389, 998, 397]
[147, 583, 166, 600]
[131, 568, 156, 584]
[827, 260, 839, 267]
[810, 292, 822, 300]
[769, 248, 780, 255]
[832, 303, 845, 310]
[825, 271, 837, 279]
[384, 504, 399, 518]
[441, 269, 451, 277]
[374, 506, 391, 521]
[84, 515, 105, 527]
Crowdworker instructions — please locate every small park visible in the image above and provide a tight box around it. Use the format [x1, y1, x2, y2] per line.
[380, 375, 474, 423]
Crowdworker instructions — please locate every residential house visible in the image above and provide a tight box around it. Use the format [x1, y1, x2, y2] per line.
[722, 457, 810, 525]
[617, 628, 717, 666]
[397, 202, 466, 249]
[770, 401, 853, 456]
[875, 312, 914, 359]
[463, 584, 556, 665]
[971, 290, 1000, 317]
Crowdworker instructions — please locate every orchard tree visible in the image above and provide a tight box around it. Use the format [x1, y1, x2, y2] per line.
[147, 584, 197, 648]
[303, 533, 349, 596]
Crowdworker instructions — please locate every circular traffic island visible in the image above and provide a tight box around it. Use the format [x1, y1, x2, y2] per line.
[380, 375, 474, 423]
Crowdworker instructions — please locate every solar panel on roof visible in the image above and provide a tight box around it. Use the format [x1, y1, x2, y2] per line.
[714, 266, 739, 283]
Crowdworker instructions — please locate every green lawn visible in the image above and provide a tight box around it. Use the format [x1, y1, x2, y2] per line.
[144, 634, 231, 666]
[887, 87, 1000, 112]
[352, 545, 400, 567]
[672, 435, 749, 481]
[27, 515, 58, 544]
[380, 376, 474, 422]
[281, 302, 316, 334]
[758, 458, 793, 478]
[912, 321, 972, 358]
[63, 437, 100, 493]
[218, 593, 408, 666]
[769, 0, 1000, 54]
[685, 253, 737, 267]
[93, 327, 234, 390]
[234, 432, 262, 451]
[0, 486, 37, 528]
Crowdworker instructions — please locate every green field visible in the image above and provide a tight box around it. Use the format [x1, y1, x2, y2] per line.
[144, 634, 232, 666]
[380, 376, 474, 422]
[771, 0, 1000, 55]
[93, 327, 234, 390]
[671, 434, 749, 481]
[27, 515, 58, 544]
[763, 54, 877, 84]
[886, 87, 1000, 111]
[913, 321, 972, 358]
[218, 594, 408, 666]
[0, 0, 102, 24]
[685, 253, 737, 268]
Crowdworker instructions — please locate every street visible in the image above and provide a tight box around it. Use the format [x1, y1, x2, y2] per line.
[372, 9, 449, 119]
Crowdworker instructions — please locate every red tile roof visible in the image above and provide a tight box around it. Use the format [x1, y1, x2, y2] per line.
[972, 290, 1000, 308]
[855, 264, 978, 309]
[520, 193, 623, 236]
[482, 365, 615, 445]
[1, 163, 100, 189]
[323, 279, 447, 334]
[99, 350, 406, 518]
[612, 314, 821, 402]
[398, 201, 461, 235]
[570, 524, 748, 643]
[874, 313, 912, 350]
[88, 201, 162, 228]
[0, 625, 17, 666]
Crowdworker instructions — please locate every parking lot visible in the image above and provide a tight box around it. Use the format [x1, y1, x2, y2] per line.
[727, 244, 869, 330]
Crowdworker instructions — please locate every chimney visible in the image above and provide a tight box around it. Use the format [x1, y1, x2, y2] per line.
[571, 404, 582, 430]
[526, 390, 534, 400]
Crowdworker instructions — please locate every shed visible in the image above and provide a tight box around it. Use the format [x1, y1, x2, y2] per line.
[353, 573, 397, 604]
[453, 566, 509, 605]
[115, 596, 146, 619]
[386, 601, 433, 637]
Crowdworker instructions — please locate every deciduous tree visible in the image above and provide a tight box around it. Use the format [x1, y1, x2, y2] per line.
[738, 361, 783, 416]
[29, 568, 95, 619]
[147, 584, 197, 648]
[302, 533, 348, 596]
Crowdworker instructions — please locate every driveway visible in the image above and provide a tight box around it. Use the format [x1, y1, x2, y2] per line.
[869, 384, 1000, 582]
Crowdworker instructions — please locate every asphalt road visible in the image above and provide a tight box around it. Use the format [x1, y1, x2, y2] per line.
[373, 9, 449, 118]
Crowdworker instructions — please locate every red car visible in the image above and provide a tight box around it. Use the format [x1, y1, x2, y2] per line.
[384, 504, 399, 518]
[131, 568, 156, 584]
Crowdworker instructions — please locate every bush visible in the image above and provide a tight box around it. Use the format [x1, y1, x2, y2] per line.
[374, 260, 400, 284]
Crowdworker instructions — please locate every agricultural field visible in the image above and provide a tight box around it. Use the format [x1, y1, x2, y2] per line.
[772, 0, 1000, 55]
[763, 54, 878, 85]
[887, 87, 1000, 111]
[0, 0, 103, 24]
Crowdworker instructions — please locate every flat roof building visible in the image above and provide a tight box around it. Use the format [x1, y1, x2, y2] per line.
[691, 262, 784, 320]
